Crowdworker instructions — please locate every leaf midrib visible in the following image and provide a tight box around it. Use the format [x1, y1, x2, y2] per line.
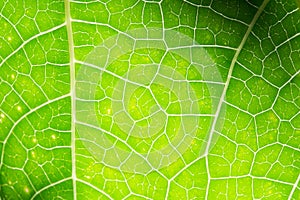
[64, 0, 77, 199]
[204, 0, 271, 155]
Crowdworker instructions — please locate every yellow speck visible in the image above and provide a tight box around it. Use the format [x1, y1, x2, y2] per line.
[11, 74, 15, 79]
[32, 138, 37, 143]
[107, 108, 111, 115]
[31, 151, 36, 157]
[17, 106, 22, 111]
[8, 180, 12, 185]
[0, 119, 2, 123]
[199, 101, 204, 106]
[84, 175, 91, 179]
[7, 36, 12, 41]
[51, 134, 56, 139]
[0, 113, 4, 118]
[270, 115, 277, 122]
[24, 187, 29, 193]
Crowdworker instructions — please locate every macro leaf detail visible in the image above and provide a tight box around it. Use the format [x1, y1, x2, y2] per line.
[0, 0, 299, 199]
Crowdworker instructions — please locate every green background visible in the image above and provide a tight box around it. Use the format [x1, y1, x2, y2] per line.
[0, 0, 299, 199]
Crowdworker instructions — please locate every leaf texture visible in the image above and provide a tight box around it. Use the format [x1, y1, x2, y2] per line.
[0, 0, 299, 199]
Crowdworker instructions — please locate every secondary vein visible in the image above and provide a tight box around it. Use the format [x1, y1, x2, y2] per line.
[204, 0, 271, 155]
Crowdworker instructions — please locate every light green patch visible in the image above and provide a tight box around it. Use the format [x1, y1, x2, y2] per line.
[231, 145, 254, 176]
[208, 177, 253, 200]
[0, 16, 23, 61]
[36, 180, 74, 199]
[274, 74, 300, 119]
[170, 158, 208, 199]
[217, 104, 258, 150]
[256, 110, 279, 147]
[126, 172, 168, 199]
[253, 179, 292, 199]
[251, 144, 282, 177]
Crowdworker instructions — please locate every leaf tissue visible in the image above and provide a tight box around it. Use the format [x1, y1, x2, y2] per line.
[0, 0, 299, 199]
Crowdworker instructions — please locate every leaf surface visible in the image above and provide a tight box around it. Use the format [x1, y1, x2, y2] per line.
[0, 0, 299, 199]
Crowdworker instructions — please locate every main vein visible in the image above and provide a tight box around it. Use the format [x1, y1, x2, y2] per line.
[64, 0, 77, 199]
[288, 174, 300, 200]
[204, 0, 271, 155]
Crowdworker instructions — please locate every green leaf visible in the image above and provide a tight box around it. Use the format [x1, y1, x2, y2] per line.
[0, 0, 299, 199]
